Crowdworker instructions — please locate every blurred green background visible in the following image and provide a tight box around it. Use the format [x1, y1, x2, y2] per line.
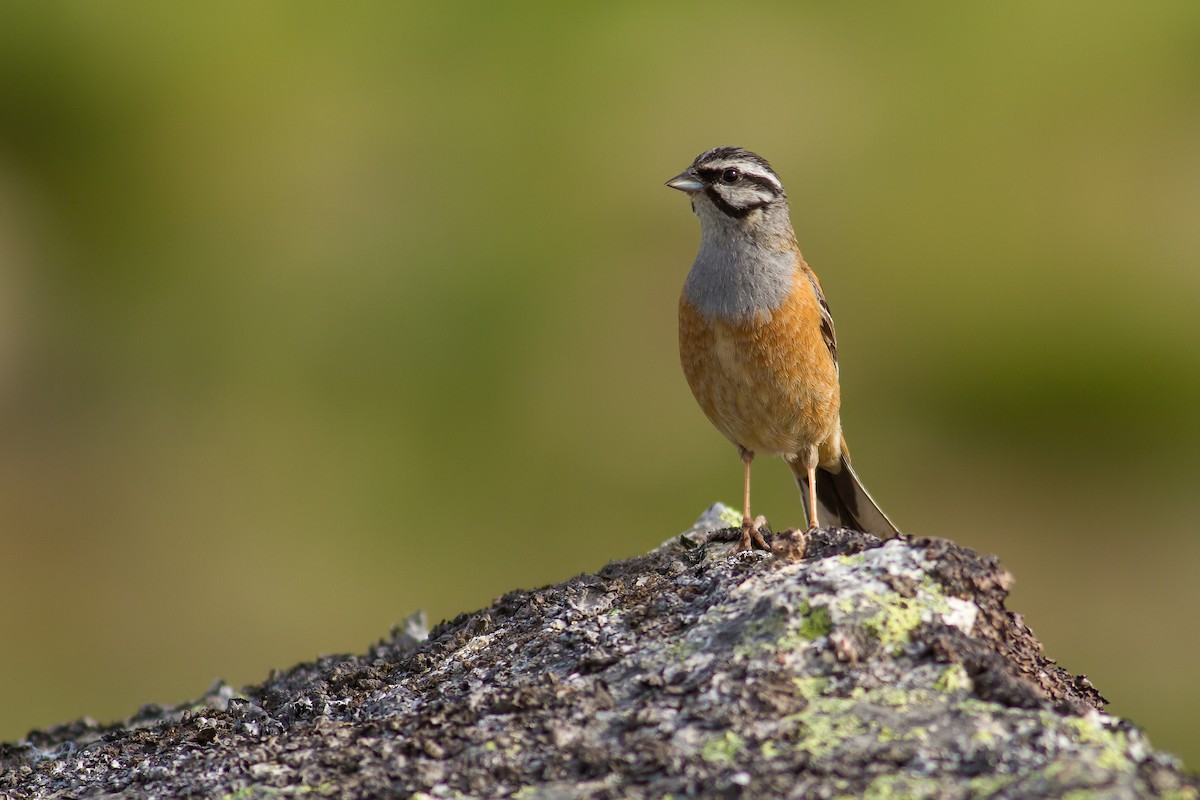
[2, 1, 1198, 767]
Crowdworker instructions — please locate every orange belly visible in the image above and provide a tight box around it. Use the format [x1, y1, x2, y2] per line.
[679, 269, 841, 465]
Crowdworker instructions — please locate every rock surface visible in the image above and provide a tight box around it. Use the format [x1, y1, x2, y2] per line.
[1, 505, 1195, 799]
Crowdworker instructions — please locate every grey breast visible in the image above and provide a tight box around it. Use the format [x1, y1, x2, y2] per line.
[683, 237, 797, 323]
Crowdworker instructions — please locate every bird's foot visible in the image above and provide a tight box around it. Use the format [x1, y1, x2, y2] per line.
[738, 515, 771, 552]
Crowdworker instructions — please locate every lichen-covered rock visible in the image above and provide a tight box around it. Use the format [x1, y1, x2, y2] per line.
[1, 505, 1194, 799]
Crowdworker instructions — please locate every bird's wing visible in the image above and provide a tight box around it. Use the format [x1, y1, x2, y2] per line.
[804, 270, 838, 371]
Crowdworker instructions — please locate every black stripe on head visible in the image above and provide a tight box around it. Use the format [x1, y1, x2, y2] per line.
[696, 167, 784, 196]
[704, 186, 753, 219]
[694, 146, 777, 177]
[693, 146, 784, 194]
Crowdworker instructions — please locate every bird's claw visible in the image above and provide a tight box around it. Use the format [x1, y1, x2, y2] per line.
[738, 515, 771, 552]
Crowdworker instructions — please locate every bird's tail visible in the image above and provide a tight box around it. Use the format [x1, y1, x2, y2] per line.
[790, 451, 900, 538]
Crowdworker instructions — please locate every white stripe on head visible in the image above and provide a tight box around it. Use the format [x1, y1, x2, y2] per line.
[702, 157, 783, 193]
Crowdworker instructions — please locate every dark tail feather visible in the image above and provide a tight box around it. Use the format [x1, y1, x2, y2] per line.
[791, 452, 900, 538]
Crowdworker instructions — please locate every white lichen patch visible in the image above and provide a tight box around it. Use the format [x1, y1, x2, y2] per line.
[941, 596, 978, 634]
[668, 502, 744, 548]
[700, 538, 982, 665]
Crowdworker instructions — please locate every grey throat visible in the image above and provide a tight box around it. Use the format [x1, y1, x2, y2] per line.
[682, 206, 798, 321]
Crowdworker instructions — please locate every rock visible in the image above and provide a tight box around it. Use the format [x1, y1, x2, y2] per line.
[1, 504, 1194, 799]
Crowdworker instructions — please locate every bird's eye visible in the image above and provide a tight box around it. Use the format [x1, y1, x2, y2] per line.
[720, 168, 741, 184]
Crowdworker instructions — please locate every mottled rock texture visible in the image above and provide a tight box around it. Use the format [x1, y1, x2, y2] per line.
[2, 506, 1195, 799]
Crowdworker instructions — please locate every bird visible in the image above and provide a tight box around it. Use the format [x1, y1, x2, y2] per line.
[667, 146, 900, 552]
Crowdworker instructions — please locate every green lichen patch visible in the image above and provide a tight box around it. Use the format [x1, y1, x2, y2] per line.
[796, 603, 833, 640]
[855, 774, 950, 800]
[934, 663, 973, 694]
[787, 687, 945, 762]
[864, 592, 926, 652]
[860, 590, 938, 651]
[792, 676, 830, 700]
[1061, 714, 1133, 773]
[730, 607, 791, 659]
[700, 731, 745, 765]
[791, 694, 867, 760]
[854, 772, 1017, 799]
[1162, 789, 1200, 800]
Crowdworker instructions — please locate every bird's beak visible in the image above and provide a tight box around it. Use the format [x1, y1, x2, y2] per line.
[665, 168, 704, 193]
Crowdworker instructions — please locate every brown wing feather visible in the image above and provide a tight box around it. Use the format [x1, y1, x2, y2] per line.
[803, 268, 837, 371]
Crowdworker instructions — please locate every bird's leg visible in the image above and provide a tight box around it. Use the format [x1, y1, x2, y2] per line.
[806, 463, 820, 530]
[737, 446, 770, 551]
[740, 446, 753, 523]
